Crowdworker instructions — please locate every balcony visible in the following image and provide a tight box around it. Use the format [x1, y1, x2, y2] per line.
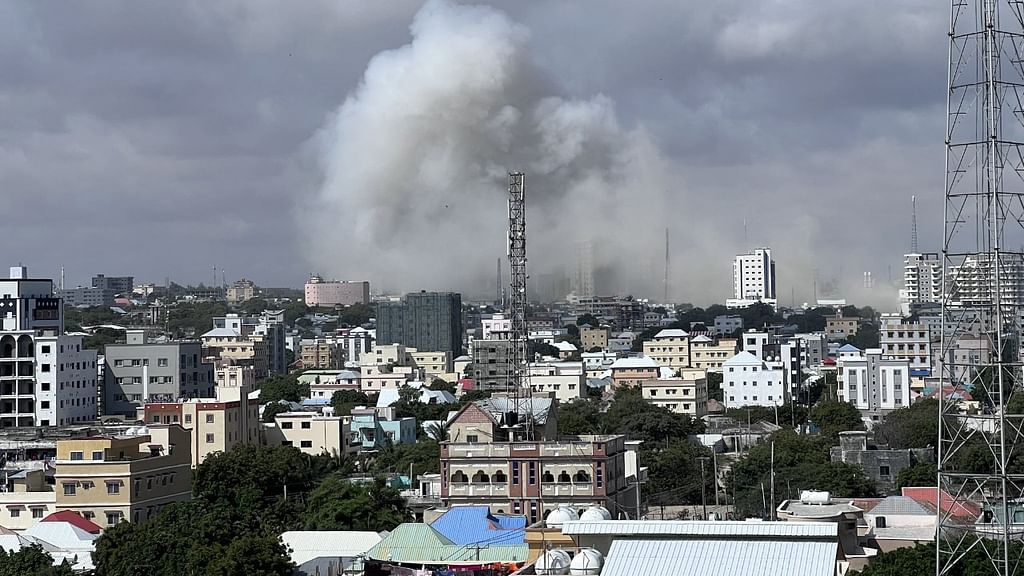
[539, 443, 596, 457]
[541, 483, 594, 498]
[446, 444, 511, 458]
[447, 483, 510, 498]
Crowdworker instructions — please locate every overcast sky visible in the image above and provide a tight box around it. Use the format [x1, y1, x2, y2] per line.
[0, 1, 944, 307]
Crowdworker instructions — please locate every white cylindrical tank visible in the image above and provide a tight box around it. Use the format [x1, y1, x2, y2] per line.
[570, 548, 604, 576]
[546, 506, 580, 528]
[579, 506, 612, 522]
[536, 550, 572, 575]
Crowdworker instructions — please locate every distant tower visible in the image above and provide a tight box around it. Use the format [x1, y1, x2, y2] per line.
[664, 228, 670, 303]
[574, 241, 595, 298]
[496, 257, 503, 308]
[506, 172, 533, 439]
[911, 195, 918, 254]
[938, 2, 1024, 574]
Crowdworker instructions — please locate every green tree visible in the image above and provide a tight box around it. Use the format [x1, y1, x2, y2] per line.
[0, 545, 74, 576]
[205, 535, 295, 576]
[257, 374, 309, 404]
[302, 476, 411, 531]
[896, 462, 937, 489]
[642, 440, 713, 507]
[83, 327, 125, 353]
[557, 399, 604, 436]
[428, 378, 455, 393]
[874, 399, 939, 450]
[368, 440, 441, 476]
[331, 389, 370, 416]
[576, 314, 600, 328]
[337, 303, 374, 327]
[238, 298, 270, 315]
[261, 401, 290, 423]
[809, 400, 865, 442]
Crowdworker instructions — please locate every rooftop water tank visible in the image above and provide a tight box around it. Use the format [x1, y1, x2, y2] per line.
[536, 549, 572, 575]
[800, 490, 832, 504]
[579, 506, 612, 522]
[547, 506, 580, 528]
[570, 548, 604, 576]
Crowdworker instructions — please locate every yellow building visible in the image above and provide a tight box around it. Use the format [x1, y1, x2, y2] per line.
[642, 329, 690, 371]
[581, 326, 611, 351]
[265, 411, 357, 457]
[689, 336, 738, 372]
[641, 370, 708, 418]
[54, 424, 192, 527]
[0, 468, 56, 529]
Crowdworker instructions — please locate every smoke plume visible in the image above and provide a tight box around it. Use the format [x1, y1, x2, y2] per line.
[303, 0, 677, 300]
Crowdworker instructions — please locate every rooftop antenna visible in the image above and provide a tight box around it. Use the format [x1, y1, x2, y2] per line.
[496, 258, 503, 309]
[664, 228, 670, 303]
[505, 172, 533, 441]
[743, 219, 748, 248]
[60, 267, 65, 291]
[911, 195, 918, 253]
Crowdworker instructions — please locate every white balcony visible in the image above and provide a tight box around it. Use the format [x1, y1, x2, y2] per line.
[541, 483, 594, 497]
[446, 444, 511, 458]
[448, 483, 510, 497]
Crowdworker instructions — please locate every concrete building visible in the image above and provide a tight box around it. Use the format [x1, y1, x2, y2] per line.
[1, 332, 98, 427]
[528, 362, 585, 403]
[730, 248, 777, 307]
[250, 311, 287, 375]
[880, 314, 933, 375]
[723, 351, 787, 408]
[713, 315, 743, 337]
[103, 331, 214, 417]
[54, 425, 192, 527]
[642, 329, 690, 372]
[826, 313, 861, 341]
[471, 339, 513, 391]
[609, 357, 660, 389]
[837, 349, 912, 422]
[641, 369, 707, 417]
[91, 275, 134, 295]
[900, 253, 941, 315]
[299, 339, 342, 370]
[580, 326, 611, 351]
[689, 336, 738, 372]
[481, 314, 512, 341]
[141, 383, 260, 467]
[831, 431, 934, 494]
[349, 406, 416, 451]
[441, 397, 640, 523]
[56, 287, 117, 308]
[0, 267, 63, 333]
[225, 278, 257, 304]
[200, 314, 269, 379]
[377, 292, 463, 356]
[265, 411, 355, 456]
[304, 275, 370, 307]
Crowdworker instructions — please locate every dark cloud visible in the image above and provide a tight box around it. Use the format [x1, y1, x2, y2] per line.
[0, 0, 946, 307]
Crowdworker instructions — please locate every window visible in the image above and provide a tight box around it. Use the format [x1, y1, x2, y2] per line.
[206, 434, 215, 444]
[41, 364, 50, 373]
[107, 482, 120, 495]
[32, 508, 44, 519]
[206, 414, 215, 424]
[8, 508, 19, 518]
[92, 451, 104, 460]
[529, 462, 537, 485]
[63, 483, 76, 496]
[875, 516, 887, 528]
[185, 414, 192, 424]
[301, 421, 311, 429]
[158, 358, 168, 367]
[512, 462, 520, 485]
[879, 465, 891, 477]
[106, 512, 122, 525]
[41, 345, 50, 354]
[70, 451, 83, 461]
[466, 434, 479, 443]
[281, 421, 293, 429]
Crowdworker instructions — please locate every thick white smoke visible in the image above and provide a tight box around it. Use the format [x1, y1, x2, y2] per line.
[303, 0, 681, 300]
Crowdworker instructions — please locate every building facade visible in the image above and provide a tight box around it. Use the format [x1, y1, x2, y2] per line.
[471, 339, 513, 391]
[609, 357, 660, 389]
[91, 275, 134, 295]
[641, 370, 708, 418]
[376, 292, 463, 356]
[899, 253, 941, 315]
[103, 331, 214, 417]
[580, 326, 611, 351]
[528, 362, 585, 403]
[838, 349, 911, 421]
[56, 287, 117, 308]
[731, 248, 777, 306]
[642, 329, 690, 372]
[226, 279, 257, 304]
[879, 314, 933, 375]
[304, 276, 370, 307]
[265, 411, 355, 456]
[723, 351, 788, 408]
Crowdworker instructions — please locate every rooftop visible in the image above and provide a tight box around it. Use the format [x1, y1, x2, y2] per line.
[429, 506, 526, 546]
[560, 520, 837, 538]
[610, 357, 660, 370]
[654, 329, 689, 339]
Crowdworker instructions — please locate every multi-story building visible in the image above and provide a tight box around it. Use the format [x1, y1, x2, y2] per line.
[225, 279, 257, 304]
[410, 350, 452, 379]
[300, 339, 341, 370]
[349, 406, 416, 451]
[528, 362, 584, 403]
[54, 425, 192, 527]
[339, 326, 374, 365]
[837, 349, 911, 422]
[0, 267, 63, 333]
[265, 411, 355, 456]
[200, 314, 269, 379]
[441, 396, 639, 523]
[826, 313, 861, 341]
[642, 329, 690, 372]
[304, 275, 370, 307]
[689, 336, 738, 372]
[641, 369, 707, 417]
[723, 351, 787, 408]
[472, 339, 513, 391]
[879, 314, 933, 375]
[580, 326, 611, 351]
[377, 292, 463, 356]
[91, 275, 134, 295]
[899, 253, 942, 315]
[250, 311, 287, 375]
[713, 315, 743, 337]
[948, 252, 1024, 311]
[103, 331, 214, 417]
[933, 333, 991, 384]
[740, 330, 806, 399]
[56, 286, 117, 307]
[728, 248, 777, 308]
[609, 357, 660, 389]
[481, 314, 512, 341]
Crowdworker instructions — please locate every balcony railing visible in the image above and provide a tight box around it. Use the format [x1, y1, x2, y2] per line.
[541, 483, 594, 497]
[447, 483, 510, 497]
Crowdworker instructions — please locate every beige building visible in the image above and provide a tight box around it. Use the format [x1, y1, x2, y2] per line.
[300, 340, 341, 370]
[54, 425, 192, 527]
[226, 279, 257, 304]
[609, 357, 661, 389]
[642, 329, 690, 371]
[641, 369, 708, 418]
[215, 365, 256, 390]
[141, 384, 260, 467]
[265, 411, 357, 457]
[826, 314, 860, 341]
[410, 350, 452, 379]
[581, 326, 611, 351]
[0, 468, 57, 529]
[689, 336, 738, 372]
[201, 331, 269, 379]
[528, 362, 585, 403]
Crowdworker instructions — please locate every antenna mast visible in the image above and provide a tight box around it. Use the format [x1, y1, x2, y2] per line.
[506, 172, 532, 440]
[939, 1, 1024, 574]
[911, 195, 919, 254]
[664, 228, 670, 303]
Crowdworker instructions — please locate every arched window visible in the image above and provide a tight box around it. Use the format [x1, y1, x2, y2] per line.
[451, 470, 468, 483]
[542, 471, 555, 483]
[493, 470, 508, 483]
[558, 471, 571, 484]
[472, 470, 490, 483]
[574, 470, 591, 483]
[0, 336, 14, 359]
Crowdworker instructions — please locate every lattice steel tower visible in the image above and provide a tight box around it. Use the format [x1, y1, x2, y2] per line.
[939, 1, 1024, 573]
[505, 172, 533, 439]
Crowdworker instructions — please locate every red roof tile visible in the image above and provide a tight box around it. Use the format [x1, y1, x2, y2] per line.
[902, 487, 980, 521]
[41, 510, 103, 534]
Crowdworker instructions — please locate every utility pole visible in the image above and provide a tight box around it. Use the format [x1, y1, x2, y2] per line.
[769, 441, 776, 521]
[699, 457, 708, 520]
[712, 449, 720, 507]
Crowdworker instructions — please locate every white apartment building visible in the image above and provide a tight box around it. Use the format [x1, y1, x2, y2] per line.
[303, 276, 369, 307]
[641, 368, 707, 417]
[723, 351, 788, 408]
[642, 329, 690, 372]
[0, 267, 63, 333]
[838, 349, 911, 422]
[729, 248, 777, 308]
[528, 361, 584, 403]
[948, 253, 1024, 310]
[900, 253, 942, 315]
[481, 314, 512, 341]
[879, 314, 933, 374]
[265, 411, 357, 457]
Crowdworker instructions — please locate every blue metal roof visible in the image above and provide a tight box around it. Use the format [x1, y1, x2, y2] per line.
[910, 369, 931, 377]
[430, 506, 526, 545]
[837, 344, 861, 353]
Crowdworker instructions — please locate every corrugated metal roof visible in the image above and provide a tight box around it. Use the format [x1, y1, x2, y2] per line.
[560, 520, 837, 538]
[868, 496, 932, 517]
[430, 506, 526, 545]
[601, 537, 837, 576]
[280, 530, 382, 565]
[365, 523, 528, 565]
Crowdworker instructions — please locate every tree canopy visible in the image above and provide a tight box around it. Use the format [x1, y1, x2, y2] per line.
[257, 374, 309, 405]
[302, 476, 410, 531]
[809, 400, 865, 442]
[0, 545, 74, 576]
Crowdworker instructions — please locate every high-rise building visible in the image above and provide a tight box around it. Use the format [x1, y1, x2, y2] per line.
[729, 248, 776, 308]
[572, 241, 595, 298]
[899, 253, 942, 315]
[91, 274, 134, 295]
[376, 292, 463, 356]
[103, 331, 214, 417]
[0, 267, 63, 333]
[304, 275, 370, 307]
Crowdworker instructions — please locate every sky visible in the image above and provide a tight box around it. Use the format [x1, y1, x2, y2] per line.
[0, 1, 945, 307]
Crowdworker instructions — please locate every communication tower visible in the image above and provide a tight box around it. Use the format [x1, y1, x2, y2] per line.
[504, 172, 533, 439]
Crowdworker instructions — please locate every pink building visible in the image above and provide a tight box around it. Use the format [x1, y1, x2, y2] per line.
[304, 276, 370, 307]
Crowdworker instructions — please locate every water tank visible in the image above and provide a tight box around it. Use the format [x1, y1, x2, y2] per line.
[579, 506, 612, 522]
[546, 506, 580, 528]
[570, 548, 604, 576]
[800, 490, 831, 504]
[536, 550, 572, 575]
